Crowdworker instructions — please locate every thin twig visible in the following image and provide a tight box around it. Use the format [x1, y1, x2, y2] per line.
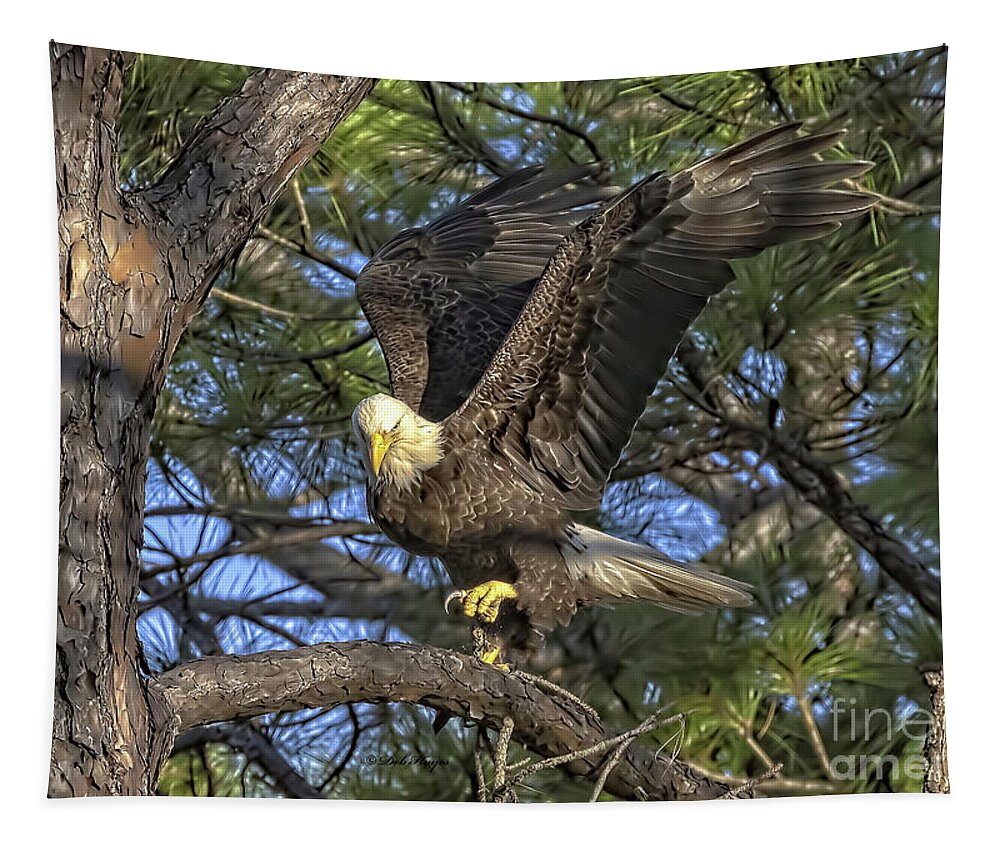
[844, 178, 939, 217]
[721, 762, 785, 799]
[258, 226, 359, 281]
[796, 689, 836, 781]
[474, 731, 489, 803]
[589, 736, 633, 802]
[737, 721, 776, 770]
[492, 716, 515, 798]
[510, 709, 683, 786]
[291, 176, 314, 247]
[686, 756, 837, 795]
[474, 687, 684, 803]
[258, 331, 374, 364]
[211, 288, 303, 319]
[442, 82, 602, 161]
[209, 287, 359, 321]
[512, 670, 599, 718]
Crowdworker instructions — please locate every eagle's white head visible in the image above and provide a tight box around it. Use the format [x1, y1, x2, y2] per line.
[352, 394, 444, 491]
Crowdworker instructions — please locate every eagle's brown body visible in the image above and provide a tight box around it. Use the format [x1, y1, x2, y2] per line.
[368, 430, 578, 628]
[353, 123, 876, 658]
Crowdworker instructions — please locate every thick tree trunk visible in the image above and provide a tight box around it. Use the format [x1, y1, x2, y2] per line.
[922, 669, 949, 793]
[53, 45, 175, 796]
[48, 46, 736, 803]
[51, 42, 375, 796]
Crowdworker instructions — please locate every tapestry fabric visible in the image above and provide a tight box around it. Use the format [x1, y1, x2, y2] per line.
[51, 45, 946, 801]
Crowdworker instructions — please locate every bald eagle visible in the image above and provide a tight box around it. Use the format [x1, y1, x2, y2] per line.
[352, 123, 874, 664]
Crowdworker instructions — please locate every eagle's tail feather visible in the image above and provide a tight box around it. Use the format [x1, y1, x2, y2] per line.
[562, 524, 753, 614]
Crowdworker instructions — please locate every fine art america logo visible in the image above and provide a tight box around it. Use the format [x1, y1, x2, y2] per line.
[830, 697, 932, 782]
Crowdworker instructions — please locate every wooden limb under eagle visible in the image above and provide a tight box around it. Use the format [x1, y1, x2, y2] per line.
[351, 122, 876, 664]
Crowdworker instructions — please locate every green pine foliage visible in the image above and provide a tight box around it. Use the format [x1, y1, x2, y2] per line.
[132, 48, 945, 799]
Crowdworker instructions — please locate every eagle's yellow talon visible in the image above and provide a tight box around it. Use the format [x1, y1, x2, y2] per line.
[480, 646, 502, 665]
[455, 580, 517, 623]
[477, 645, 511, 671]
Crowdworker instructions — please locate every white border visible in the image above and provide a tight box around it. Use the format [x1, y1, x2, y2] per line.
[3, 2, 992, 846]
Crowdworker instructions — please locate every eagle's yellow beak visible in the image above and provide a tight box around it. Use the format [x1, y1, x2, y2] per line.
[370, 432, 391, 476]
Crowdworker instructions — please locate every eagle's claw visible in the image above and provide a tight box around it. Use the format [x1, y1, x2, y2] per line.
[444, 580, 518, 624]
[478, 645, 510, 670]
[472, 626, 511, 670]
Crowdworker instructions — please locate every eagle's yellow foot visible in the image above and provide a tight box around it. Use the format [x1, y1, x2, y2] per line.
[445, 580, 518, 624]
[478, 646, 510, 671]
[472, 626, 511, 671]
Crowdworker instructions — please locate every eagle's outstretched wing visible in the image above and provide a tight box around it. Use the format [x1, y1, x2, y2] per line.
[356, 166, 614, 421]
[446, 123, 875, 510]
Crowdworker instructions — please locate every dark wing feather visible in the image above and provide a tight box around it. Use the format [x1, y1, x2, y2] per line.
[356, 167, 615, 421]
[446, 123, 875, 509]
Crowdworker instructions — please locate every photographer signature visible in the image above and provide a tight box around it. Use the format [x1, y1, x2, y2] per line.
[363, 753, 449, 773]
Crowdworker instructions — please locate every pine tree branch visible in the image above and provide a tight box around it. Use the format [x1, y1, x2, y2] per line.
[806, 46, 948, 128]
[136, 71, 375, 305]
[794, 687, 836, 781]
[173, 722, 325, 799]
[756, 67, 793, 121]
[210, 288, 310, 319]
[649, 84, 741, 128]
[673, 343, 942, 619]
[141, 522, 379, 574]
[257, 225, 360, 282]
[140, 577, 433, 626]
[150, 640, 732, 802]
[441, 82, 603, 161]
[843, 178, 940, 217]
[257, 331, 375, 364]
[763, 432, 942, 619]
[686, 757, 838, 796]
[52, 49, 380, 797]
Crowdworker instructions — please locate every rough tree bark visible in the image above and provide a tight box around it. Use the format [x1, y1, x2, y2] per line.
[150, 641, 732, 801]
[922, 669, 949, 793]
[51, 45, 942, 802]
[53, 41, 375, 796]
[50, 44, 738, 803]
